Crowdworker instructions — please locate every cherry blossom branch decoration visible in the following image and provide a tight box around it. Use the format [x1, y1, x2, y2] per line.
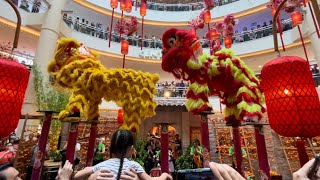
[115, 16, 139, 36]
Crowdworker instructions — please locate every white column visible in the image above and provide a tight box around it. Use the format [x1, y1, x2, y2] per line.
[34, 0, 68, 78]
[303, 5, 320, 66]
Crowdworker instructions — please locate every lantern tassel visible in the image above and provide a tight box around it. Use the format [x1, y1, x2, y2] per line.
[122, 54, 126, 68]
[141, 16, 144, 50]
[108, 8, 115, 48]
[219, 98, 222, 113]
[296, 139, 309, 167]
[308, 2, 320, 38]
[297, 25, 309, 62]
[120, 11, 124, 42]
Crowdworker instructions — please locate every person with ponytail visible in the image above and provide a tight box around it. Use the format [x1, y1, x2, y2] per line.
[74, 130, 172, 180]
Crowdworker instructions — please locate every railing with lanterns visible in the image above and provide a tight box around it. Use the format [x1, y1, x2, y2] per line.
[62, 17, 293, 53]
[83, 0, 269, 22]
[132, 0, 240, 12]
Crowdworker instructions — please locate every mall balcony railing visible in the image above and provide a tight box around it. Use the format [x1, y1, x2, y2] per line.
[14, 0, 49, 13]
[63, 18, 293, 51]
[132, 0, 239, 12]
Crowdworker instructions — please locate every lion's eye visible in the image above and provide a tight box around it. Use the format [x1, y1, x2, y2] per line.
[168, 37, 176, 47]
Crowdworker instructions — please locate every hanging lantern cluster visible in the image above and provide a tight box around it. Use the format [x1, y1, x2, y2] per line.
[140, 1, 147, 50]
[0, 59, 30, 138]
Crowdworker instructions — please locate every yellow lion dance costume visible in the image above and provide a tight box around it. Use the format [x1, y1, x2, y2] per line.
[48, 38, 159, 132]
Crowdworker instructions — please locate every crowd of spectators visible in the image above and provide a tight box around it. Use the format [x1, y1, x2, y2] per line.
[156, 81, 190, 97]
[135, 0, 239, 11]
[63, 13, 294, 51]
[14, 0, 46, 13]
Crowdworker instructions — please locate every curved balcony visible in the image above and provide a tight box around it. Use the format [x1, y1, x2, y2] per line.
[132, 0, 239, 12]
[62, 18, 296, 60]
[75, 0, 269, 25]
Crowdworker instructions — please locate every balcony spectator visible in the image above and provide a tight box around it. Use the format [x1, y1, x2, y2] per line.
[242, 27, 250, 41]
[74, 17, 80, 31]
[63, 13, 68, 23]
[80, 18, 86, 33]
[31, 0, 41, 13]
[255, 25, 263, 39]
[249, 27, 256, 40]
[19, 0, 29, 12]
[85, 21, 90, 35]
[90, 22, 95, 36]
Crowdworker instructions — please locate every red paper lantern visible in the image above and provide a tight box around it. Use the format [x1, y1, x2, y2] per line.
[261, 56, 320, 138]
[209, 28, 218, 40]
[121, 40, 129, 55]
[0, 59, 30, 138]
[110, 0, 118, 9]
[291, 11, 303, 26]
[140, 2, 147, 17]
[203, 10, 211, 24]
[117, 109, 124, 124]
[120, 0, 126, 11]
[224, 37, 232, 48]
[125, 0, 132, 13]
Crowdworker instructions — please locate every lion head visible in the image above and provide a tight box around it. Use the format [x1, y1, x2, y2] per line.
[161, 28, 200, 80]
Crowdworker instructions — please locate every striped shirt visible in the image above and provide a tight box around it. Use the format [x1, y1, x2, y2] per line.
[92, 158, 145, 177]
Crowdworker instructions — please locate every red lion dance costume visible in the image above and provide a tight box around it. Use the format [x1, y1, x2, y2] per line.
[162, 28, 265, 124]
[161, 28, 270, 177]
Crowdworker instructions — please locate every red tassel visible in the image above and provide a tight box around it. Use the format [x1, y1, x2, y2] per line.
[141, 17, 144, 50]
[119, 11, 124, 42]
[122, 54, 126, 68]
[108, 9, 115, 48]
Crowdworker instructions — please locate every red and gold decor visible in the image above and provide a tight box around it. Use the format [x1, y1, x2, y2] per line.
[108, 0, 118, 47]
[0, 59, 30, 138]
[224, 37, 232, 48]
[140, 1, 147, 50]
[125, 0, 132, 13]
[0, 1, 29, 139]
[261, 56, 320, 166]
[117, 108, 124, 124]
[121, 40, 129, 68]
[291, 11, 309, 61]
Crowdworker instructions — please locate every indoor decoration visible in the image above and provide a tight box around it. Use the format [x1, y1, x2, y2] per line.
[161, 28, 266, 176]
[119, 0, 126, 41]
[0, 0, 29, 139]
[115, 16, 138, 68]
[117, 109, 124, 124]
[260, 57, 320, 139]
[291, 11, 308, 60]
[0, 57, 29, 139]
[263, 0, 320, 167]
[140, 0, 147, 50]
[48, 38, 159, 132]
[125, 0, 132, 13]
[203, 0, 214, 10]
[108, 0, 118, 47]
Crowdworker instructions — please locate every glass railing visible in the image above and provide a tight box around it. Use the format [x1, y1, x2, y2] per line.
[132, 0, 240, 12]
[63, 17, 293, 52]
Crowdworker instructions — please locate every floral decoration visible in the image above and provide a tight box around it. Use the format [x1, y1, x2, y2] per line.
[115, 16, 139, 36]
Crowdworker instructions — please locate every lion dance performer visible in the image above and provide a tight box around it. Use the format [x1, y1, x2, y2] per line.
[161, 28, 269, 177]
[48, 38, 159, 132]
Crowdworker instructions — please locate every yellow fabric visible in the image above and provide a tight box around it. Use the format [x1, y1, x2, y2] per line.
[48, 38, 159, 132]
[185, 98, 212, 111]
[188, 82, 210, 95]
